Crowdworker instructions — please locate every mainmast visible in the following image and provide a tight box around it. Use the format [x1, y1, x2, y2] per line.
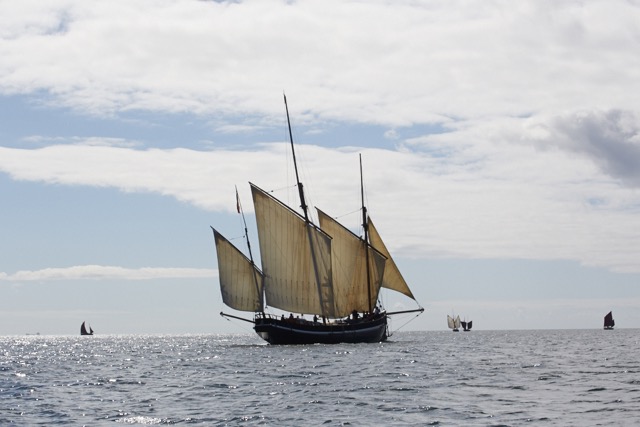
[283, 93, 331, 318]
[360, 154, 373, 313]
[284, 94, 309, 222]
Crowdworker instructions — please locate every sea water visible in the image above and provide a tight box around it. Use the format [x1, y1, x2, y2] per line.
[1, 329, 639, 426]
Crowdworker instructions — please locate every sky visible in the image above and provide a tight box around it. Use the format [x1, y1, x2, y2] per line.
[1, 0, 640, 336]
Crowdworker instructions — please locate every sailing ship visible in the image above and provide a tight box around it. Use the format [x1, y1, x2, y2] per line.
[211, 95, 424, 345]
[604, 311, 615, 330]
[461, 319, 472, 331]
[80, 321, 94, 336]
[447, 314, 461, 332]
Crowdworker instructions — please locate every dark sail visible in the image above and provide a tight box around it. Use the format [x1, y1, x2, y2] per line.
[80, 321, 94, 336]
[604, 311, 614, 330]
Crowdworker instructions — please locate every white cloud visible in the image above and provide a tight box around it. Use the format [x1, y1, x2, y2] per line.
[1, 128, 639, 273]
[529, 110, 640, 186]
[0, 2, 639, 277]
[1, 0, 639, 126]
[0, 265, 217, 282]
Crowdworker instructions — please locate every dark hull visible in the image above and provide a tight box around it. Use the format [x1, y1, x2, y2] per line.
[254, 314, 388, 345]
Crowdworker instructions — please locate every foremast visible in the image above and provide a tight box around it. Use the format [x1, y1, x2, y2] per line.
[213, 188, 264, 322]
[236, 186, 264, 316]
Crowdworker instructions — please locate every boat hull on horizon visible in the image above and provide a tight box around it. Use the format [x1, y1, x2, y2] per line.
[253, 313, 388, 345]
[604, 311, 615, 330]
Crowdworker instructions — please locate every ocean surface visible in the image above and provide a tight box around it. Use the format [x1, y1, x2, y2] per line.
[1, 329, 638, 426]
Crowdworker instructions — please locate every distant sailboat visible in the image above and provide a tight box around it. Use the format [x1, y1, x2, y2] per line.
[447, 314, 461, 332]
[461, 319, 473, 331]
[80, 321, 94, 336]
[604, 311, 614, 330]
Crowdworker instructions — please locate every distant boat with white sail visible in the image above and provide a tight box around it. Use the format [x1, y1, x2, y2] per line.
[447, 314, 461, 332]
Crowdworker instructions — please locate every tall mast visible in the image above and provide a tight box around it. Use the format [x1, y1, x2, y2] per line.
[283, 93, 329, 318]
[284, 93, 309, 222]
[360, 153, 373, 313]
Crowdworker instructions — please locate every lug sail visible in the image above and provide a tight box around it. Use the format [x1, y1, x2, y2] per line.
[80, 321, 93, 336]
[317, 209, 386, 316]
[251, 183, 335, 317]
[447, 314, 461, 330]
[447, 315, 456, 330]
[367, 219, 415, 300]
[604, 311, 615, 329]
[213, 228, 263, 312]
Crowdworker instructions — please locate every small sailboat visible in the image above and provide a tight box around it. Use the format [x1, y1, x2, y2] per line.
[604, 311, 615, 330]
[447, 314, 461, 332]
[461, 319, 473, 331]
[211, 95, 424, 345]
[80, 321, 94, 336]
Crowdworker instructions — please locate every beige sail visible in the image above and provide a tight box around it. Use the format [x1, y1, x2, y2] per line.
[317, 209, 386, 316]
[251, 183, 335, 317]
[213, 228, 263, 312]
[367, 218, 416, 300]
[447, 314, 458, 330]
[447, 314, 461, 329]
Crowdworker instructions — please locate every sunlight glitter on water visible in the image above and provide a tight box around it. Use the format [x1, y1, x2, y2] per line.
[0, 330, 639, 425]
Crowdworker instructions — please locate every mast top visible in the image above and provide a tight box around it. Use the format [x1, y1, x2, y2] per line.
[284, 93, 309, 222]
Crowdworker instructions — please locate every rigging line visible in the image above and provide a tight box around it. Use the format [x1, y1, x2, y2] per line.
[331, 208, 362, 221]
[228, 234, 247, 242]
[389, 312, 423, 334]
[267, 184, 298, 194]
[220, 315, 255, 335]
[234, 192, 248, 240]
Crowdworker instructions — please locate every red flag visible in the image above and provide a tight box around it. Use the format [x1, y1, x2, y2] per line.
[235, 188, 241, 214]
